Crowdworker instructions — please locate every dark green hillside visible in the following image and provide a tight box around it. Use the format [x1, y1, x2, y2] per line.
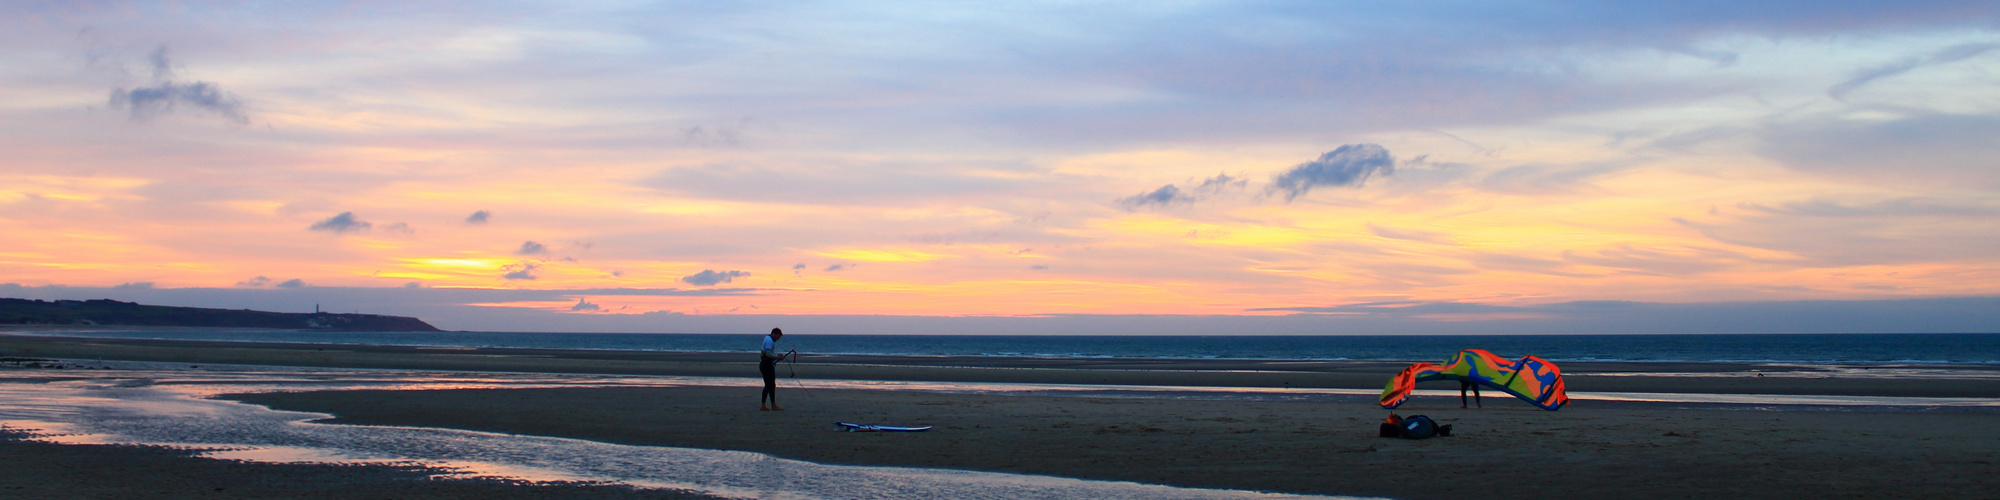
[0, 298, 440, 332]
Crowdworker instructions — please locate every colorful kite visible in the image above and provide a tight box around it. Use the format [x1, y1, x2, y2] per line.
[1379, 349, 1570, 411]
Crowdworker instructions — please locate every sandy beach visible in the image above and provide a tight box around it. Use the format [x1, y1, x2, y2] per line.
[231, 385, 2000, 499]
[5, 332, 2000, 499]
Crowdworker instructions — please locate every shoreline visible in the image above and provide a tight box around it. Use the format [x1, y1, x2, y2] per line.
[6, 332, 2000, 397]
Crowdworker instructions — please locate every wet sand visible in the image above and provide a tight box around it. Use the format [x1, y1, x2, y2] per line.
[0, 428, 706, 499]
[6, 332, 2000, 498]
[229, 385, 2000, 499]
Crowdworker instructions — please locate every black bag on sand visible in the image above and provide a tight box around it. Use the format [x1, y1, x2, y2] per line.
[1379, 413, 1454, 439]
[1400, 415, 1447, 439]
[1400, 414, 1432, 438]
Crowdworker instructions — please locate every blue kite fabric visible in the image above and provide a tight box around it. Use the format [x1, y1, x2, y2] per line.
[1379, 349, 1569, 411]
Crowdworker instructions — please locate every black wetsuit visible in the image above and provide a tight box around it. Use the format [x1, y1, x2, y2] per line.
[760, 335, 779, 405]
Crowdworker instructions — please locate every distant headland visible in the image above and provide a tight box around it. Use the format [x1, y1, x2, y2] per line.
[0, 298, 441, 332]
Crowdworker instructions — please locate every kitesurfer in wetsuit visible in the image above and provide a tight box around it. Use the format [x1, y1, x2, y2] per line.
[1460, 380, 1482, 408]
[760, 327, 788, 411]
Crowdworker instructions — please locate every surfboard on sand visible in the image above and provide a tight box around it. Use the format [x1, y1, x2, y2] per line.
[835, 421, 932, 432]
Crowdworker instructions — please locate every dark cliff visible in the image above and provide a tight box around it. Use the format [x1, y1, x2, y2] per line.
[0, 298, 441, 332]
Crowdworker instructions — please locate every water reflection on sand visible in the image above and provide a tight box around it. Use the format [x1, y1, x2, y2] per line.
[0, 366, 1360, 500]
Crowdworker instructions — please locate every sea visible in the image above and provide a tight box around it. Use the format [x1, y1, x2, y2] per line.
[11, 329, 2000, 364]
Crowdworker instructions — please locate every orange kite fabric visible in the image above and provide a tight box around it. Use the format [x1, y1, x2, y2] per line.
[1379, 349, 1569, 411]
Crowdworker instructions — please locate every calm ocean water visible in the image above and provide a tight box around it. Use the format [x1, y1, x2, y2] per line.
[12, 329, 2000, 364]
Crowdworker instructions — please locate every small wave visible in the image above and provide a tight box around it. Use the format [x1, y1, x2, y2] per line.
[13, 330, 2000, 365]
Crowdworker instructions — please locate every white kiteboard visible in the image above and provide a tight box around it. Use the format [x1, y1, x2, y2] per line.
[835, 421, 932, 432]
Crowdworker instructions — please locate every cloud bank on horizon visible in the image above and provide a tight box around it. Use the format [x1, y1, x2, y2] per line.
[2, 1, 1997, 333]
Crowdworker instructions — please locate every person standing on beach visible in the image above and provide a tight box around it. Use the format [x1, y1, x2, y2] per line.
[760, 328, 788, 411]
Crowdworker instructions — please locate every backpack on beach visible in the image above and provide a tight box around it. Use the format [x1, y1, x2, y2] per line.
[1379, 413, 1451, 439]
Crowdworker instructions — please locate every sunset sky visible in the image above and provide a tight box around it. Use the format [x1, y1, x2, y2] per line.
[4, 2, 1998, 333]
